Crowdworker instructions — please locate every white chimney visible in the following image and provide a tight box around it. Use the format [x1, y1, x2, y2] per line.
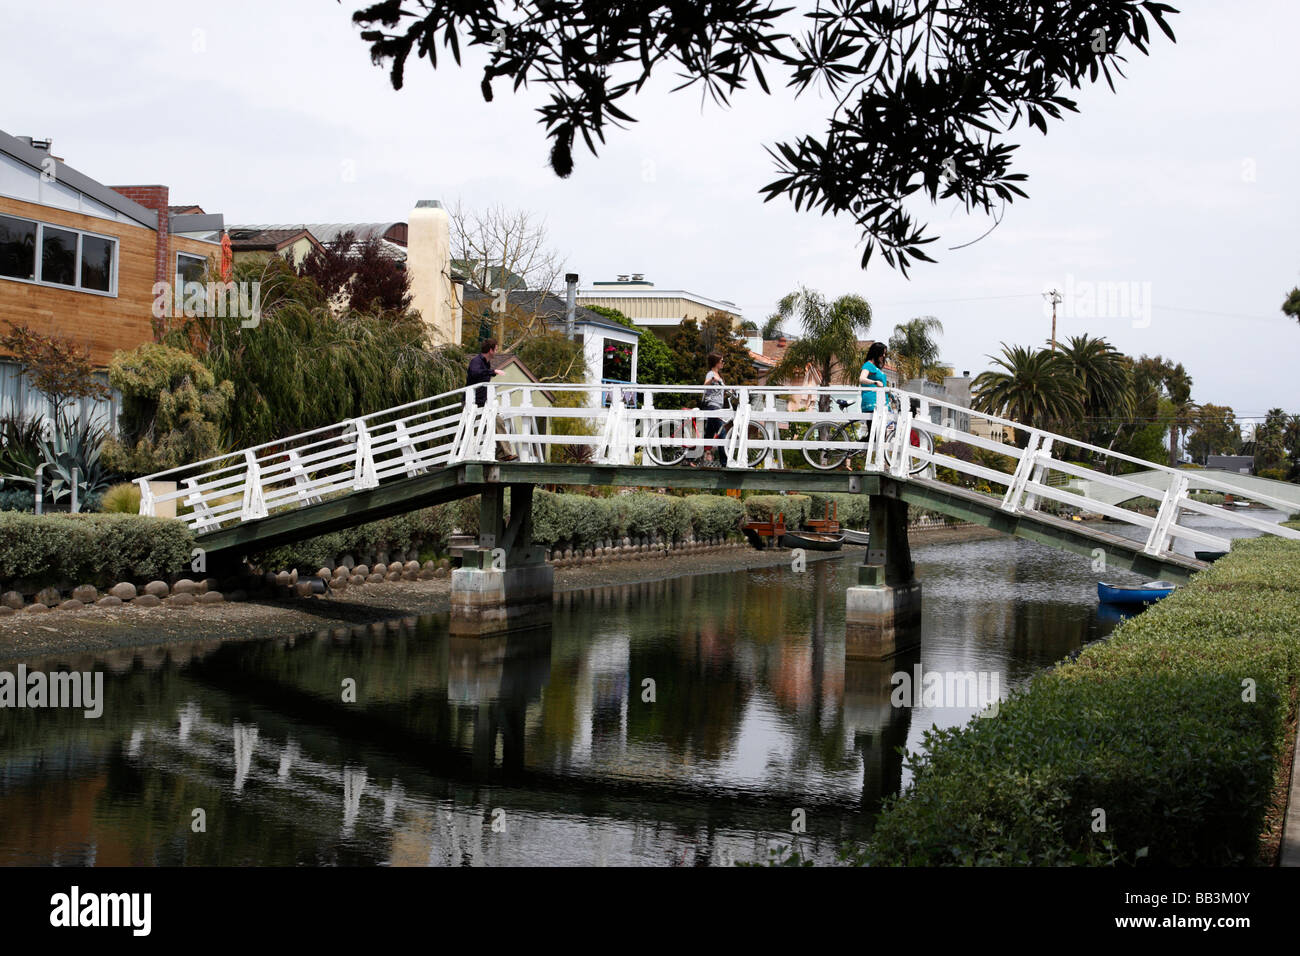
[407, 200, 459, 346]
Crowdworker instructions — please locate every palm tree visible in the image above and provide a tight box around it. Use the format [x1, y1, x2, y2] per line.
[765, 287, 873, 410]
[759, 312, 785, 340]
[888, 316, 946, 383]
[1057, 334, 1134, 448]
[972, 344, 1086, 446]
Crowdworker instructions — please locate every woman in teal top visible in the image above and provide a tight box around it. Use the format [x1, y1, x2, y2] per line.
[861, 342, 888, 414]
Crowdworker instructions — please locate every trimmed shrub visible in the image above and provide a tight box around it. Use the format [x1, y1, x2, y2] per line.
[743, 494, 810, 527]
[624, 492, 690, 542]
[862, 532, 1300, 867]
[806, 492, 869, 529]
[251, 504, 459, 572]
[0, 513, 195, 587]
[685, 494, 744, 539]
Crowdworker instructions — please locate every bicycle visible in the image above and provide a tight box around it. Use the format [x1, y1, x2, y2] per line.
[800, 393, 934, 474]
[643, 394, 771, 468]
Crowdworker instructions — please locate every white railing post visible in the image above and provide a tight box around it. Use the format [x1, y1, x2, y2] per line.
[1145, 472, 1189, 555]
[595, 390, 624, 464]
[517, 389, 539, 463]
[352, 420, 379, 490]
[240, 450, 269, 520]
[392, 421, 422, 477]
[888, 394, 913, 478]
[761, 390, 780, 469]
[184, 477, 221, 532]
[1001, 431, 1043, 512]
[453, 397, 482, 463]
[1021, 437, 1054, 512]
[728, 396, 752, 469]
[136, 477, 155, 517]
[287, 448, 324, 503]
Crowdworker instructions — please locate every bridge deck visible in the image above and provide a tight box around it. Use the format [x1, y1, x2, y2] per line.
[197, 462, 1206, 582]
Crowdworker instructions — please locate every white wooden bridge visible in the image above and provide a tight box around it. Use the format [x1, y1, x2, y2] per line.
[136, 383, 1300, 579]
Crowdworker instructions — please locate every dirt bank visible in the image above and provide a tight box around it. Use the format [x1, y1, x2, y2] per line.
[0, 523, 1000, 662]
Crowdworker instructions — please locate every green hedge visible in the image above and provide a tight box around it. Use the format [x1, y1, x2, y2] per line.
[0, 513, 195, 587]
[255, 491, 744, 570]
[253, 504, 456, 572]
[862, 529, 1300, 866]
[806, 492, 870, 529]
[744, 494, 811, 526]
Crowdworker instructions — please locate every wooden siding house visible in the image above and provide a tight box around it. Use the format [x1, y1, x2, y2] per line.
[0, 129, 224, 427]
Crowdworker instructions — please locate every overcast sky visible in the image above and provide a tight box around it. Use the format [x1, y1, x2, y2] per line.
[3, 0, 1296, 420]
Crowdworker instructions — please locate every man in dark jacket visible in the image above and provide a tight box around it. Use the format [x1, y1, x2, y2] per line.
[466, 338, 517, 461]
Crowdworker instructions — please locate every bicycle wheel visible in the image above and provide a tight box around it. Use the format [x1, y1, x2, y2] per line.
[883, 423, 933, 475]
[802, 422, 849, 470]
[744, 422, 770, 468]
[644, 418, 689, 466]
[908, 428, 934, 476]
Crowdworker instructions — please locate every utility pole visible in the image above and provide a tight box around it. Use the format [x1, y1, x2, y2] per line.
[1043, 289, 1062, 351]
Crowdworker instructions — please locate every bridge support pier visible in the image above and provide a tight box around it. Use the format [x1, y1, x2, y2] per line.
[450, 484, 553, 636]
[846, 492, 921, 659]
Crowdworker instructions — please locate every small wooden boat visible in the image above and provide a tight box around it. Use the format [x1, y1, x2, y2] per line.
[842, 528, 870, 546]
[1097, 580, 1176, 606]
[780, 530, 844, 551]
[1194, 550, 1228, 563]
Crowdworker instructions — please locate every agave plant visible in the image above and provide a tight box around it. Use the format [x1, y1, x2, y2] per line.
[0, 415, 46, 504]
[2, 416, 112, 510]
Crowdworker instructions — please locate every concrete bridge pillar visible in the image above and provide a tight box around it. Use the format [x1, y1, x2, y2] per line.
[450, 484, 554, 636]
[846, 492, 921, 659]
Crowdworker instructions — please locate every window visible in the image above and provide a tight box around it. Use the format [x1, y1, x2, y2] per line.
[81, 235, 114, 292]
[40, 226, 78, 286]
[0, 214, 37, 280]
[177, 252, 206, 285]
[0, 213, 117, 294]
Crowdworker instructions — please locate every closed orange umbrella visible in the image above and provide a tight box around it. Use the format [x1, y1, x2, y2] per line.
[220, 231, 233, 281]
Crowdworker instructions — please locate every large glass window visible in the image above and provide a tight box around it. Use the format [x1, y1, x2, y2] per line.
[81, 235, 115, 292]
[177, 252, 206, 285]
[0, 214, 37, 281]
[0, 215, 117, 294]
[40, 226, 78, 287]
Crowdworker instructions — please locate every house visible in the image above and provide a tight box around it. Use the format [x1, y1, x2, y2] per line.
[0, 129, 226, 426]
[462, 285, 641, 407]
[752, 337, 900, 413]
[227, 205, 464, 346]
[576, 275, 743, 330]
[226, 227, 325, 268]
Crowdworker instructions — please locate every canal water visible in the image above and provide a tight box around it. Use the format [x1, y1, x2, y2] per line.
[0, 508, 1286, 866]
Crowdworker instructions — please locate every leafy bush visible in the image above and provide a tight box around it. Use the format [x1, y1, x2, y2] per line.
[862, 533, 1300, 867]
[684, 494, 743, 539]
[0, 488, 34, 512]
[743, 494, 810, 526]
[100, 482, 142, 514]
[806, 492, 869, 529]
[623, 492, 690, 541]
[0, 513, 195, 587]
[102, 343, 234, 476]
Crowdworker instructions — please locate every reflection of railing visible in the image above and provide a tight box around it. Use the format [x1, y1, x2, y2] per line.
[136, 381, 1300, 560]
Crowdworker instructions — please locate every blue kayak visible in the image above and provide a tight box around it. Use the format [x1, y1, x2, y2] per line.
[1097, 580, 1176, 605]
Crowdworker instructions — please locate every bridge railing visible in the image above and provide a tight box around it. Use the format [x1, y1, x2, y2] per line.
[138, 381, 1300, 559]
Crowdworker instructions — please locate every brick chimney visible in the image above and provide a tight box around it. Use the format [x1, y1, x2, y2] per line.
[110, 184, 170, 288]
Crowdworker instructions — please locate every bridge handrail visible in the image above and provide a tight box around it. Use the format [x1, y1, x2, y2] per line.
[136, 381, 1300, 559]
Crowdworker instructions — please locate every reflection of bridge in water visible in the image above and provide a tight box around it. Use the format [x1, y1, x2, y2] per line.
[137, 383, 1300, 658]
[3, 566, 957, 865]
